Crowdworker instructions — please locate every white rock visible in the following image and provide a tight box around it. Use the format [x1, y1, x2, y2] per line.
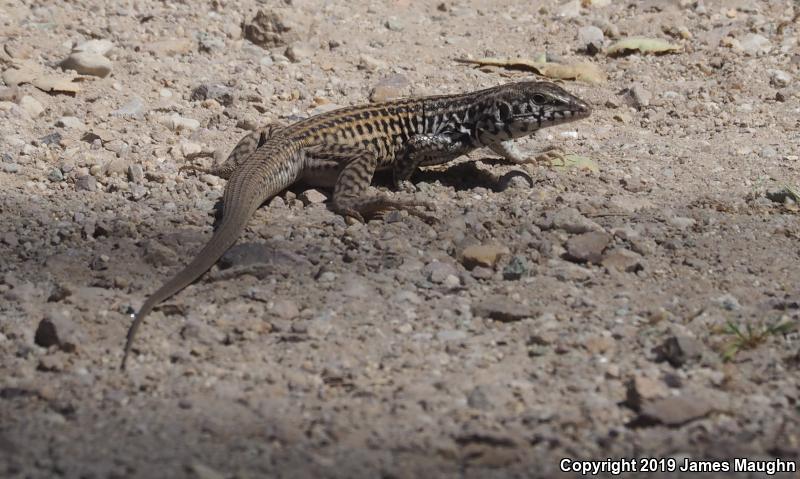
[73, 39, 115, 56]
[300, 189, 328, 205]
[60, 52, 113, 77]
[112, 96, 145, 117]
[180, 141, 202, 157]
[443, 274, 461, 288]
[358, 54, 387, 72]
[0, 101, 23, 116]
[271, 299, 300, 319]
[55, 116, 84, 129]
[668, 216, 695, 230]
[165, 114, 200, 132]
[19, 95, 44, 117]
[578, 26, 605, 49]
[284, 42, 314, 63]
[310, 103, 341, 115]
[768, 69, 792, 88]
[739, 33, 771, 56]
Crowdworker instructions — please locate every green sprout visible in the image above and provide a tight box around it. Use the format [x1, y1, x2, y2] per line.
[720, 319, 797, 362]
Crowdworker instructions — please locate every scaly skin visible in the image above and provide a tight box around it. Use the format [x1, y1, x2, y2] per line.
[121, 81, 592, 369]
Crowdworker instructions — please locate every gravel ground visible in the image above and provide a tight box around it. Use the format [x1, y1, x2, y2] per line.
[1, 0, 799, 477]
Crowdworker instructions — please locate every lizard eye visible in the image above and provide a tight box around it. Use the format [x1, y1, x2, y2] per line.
[531, 93, 547, 105]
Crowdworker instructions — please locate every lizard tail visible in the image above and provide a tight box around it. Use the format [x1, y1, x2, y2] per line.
[121, 149, 301, 369]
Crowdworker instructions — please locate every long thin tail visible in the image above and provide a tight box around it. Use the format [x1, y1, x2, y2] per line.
[121, 202, 256, 369]
[121, 149, 301, 369]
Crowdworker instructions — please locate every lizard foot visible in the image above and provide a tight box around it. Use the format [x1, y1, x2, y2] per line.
[394, 179, 418, 194]
[388, 200, 437, 224]
[335, 197, 436, 224]
[179, 162, 231, 179]
[532, 146, 567, 167]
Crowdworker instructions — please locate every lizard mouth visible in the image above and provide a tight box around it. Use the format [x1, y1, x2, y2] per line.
[570, 98, 593, 118]
[514, 107, 590, 124]
[511, 99, 592, 124]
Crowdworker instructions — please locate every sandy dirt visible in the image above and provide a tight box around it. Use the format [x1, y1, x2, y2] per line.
[1, 0, 799, 477]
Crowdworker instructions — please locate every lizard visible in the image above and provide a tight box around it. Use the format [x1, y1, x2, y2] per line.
[121, 81, 592, 369]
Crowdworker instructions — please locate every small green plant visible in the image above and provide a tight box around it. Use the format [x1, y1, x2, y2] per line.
[765, 184, 800, 204]
[720, 319, 797, 362]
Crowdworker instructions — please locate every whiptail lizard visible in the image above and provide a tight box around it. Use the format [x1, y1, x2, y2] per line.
[121, 81, 592, 369]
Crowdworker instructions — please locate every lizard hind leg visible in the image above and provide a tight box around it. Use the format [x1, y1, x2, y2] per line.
[327, 147, 435, 223]
[180, 123, 284, 179]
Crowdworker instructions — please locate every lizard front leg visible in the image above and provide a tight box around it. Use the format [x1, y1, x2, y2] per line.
[181, 123, 285, 179]
[393, 134, 471, 190]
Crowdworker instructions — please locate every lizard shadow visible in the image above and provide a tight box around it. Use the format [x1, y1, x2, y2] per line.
[376, 158, 536, 193]
[205, 159, 535, 226]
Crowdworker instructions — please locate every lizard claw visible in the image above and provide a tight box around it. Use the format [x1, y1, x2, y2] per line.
[398, 201, 437, 223]
[407, 209, 438, 224]
[533, 146, 567, 166]
[341, 210, 366, 224]
[395, 179, 417, 194]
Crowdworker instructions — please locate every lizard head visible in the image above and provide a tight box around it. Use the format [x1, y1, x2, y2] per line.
[483, 81, 592, 140]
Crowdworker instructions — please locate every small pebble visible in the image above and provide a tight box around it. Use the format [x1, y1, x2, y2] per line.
[384, 18, 404, 31]
[73, 39, 114, 56]
[739, 33, 771, 56]
[75, 175, 97, 191]
[502, 256, 527, 280]
[369, 74, 410, 103]
[768, 69, 792, 88]
[284, 42, 314, 62]
[19, 96, 44, 117]
[668, 216, 695, 230]
[577, 26, 604, 54]
[271, 299, 300, 319]
[461, 243, 510, 270]
[112, 96, 145, 117]
[60, 52, 113, 77]
[0, 85, 20, 102]
[565, 232, 611, 264]
[55, 116, 84, 129]
[191, 83, 234, 106]
[48, 168, 64, 182]
[300, 189, 328, 205]
[127, 164, 144, 183]
[166, 114, 201, 132]
[358, 54, 387, 72]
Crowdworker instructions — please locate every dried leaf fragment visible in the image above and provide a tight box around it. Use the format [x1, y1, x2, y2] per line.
[548, 154, 599, 173]
[456, 57, 606, 84]
[2, 60, 81, 94]
[606, 37, 682, 56]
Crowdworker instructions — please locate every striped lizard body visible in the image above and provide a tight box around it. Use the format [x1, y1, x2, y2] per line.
[121, 81, 592, 368]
